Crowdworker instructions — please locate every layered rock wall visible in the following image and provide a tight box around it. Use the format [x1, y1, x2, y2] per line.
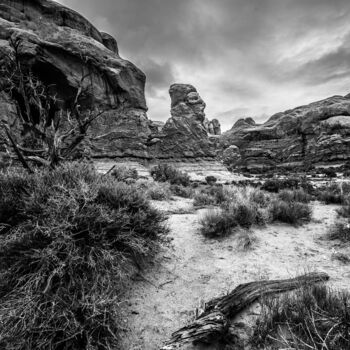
[220, 95, 350, 170]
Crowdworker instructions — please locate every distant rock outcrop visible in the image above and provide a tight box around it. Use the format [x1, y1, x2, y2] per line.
[148, 84, 216, 158]
[220, 95, 350, 170]
[205, 118, 221, 135]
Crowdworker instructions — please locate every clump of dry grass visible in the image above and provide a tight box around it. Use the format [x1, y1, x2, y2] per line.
[150, 163, 190, 187]
[136, 179, 172, 200]
[198, 185, 312, 239]
[328, 222, 350, 243]
[278, 188, 311, 203]
[199, 209, 237, 238]
[199, 187, 272, 239]
[251, 284, 350, 350]
[193, 185, 226, 207]
[0, 162, 167, 349]
[236, 231, 257, 251]
[317, 181, 350, 205]
[170, 184, 194, 198]
[332, 252, 350, 264]
[270, 199, 312, 225]
[110, 165, 138, 182]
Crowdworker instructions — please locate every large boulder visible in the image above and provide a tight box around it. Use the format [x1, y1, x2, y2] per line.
[220, 94, 350, 170]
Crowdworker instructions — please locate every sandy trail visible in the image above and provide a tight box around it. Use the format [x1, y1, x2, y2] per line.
[120, 200, 350, 350]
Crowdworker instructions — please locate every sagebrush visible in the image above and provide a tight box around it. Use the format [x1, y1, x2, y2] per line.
[251, 284, 350, 350]
[0, 163, 167, 349]
[150, 163, 190, 186]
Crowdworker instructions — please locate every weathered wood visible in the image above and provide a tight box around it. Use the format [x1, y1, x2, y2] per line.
[162, 311, 227, 349]
[161, 272, 329, 349]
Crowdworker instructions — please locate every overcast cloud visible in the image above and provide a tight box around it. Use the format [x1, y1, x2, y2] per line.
[57, 0, 350, 130]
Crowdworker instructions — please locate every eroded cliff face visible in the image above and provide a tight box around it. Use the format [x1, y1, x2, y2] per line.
[220, 94, 350, 170]
[0, 0, 153, 160]
[0, 0, 146, 110]
[0, 1, 219, 162]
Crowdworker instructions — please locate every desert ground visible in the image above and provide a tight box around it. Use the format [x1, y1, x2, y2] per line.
[106, 163, 350, 350]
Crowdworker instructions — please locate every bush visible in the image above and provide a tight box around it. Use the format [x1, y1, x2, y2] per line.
[332, 252, 350, 264]
[199, 209, 237, 238]
[0, 163, 167, 349]
[199, 188, 272, 238]
[337, 200, 350, 218]
[328, 222, 350, 243]
[271, 199, 312, 225]
[193, 186, 226, 207]
[236, 231, 257, 251]
[205, 175, 217, 185]
[261, 178, 299, 193]
[226, 202, 270, 228]
[251, 284, 350, 350]
[110, 165, 138, 182]
[150, 163, 190, 187]
[318, 191, 343, 204]
[278, 188, 311, 203]
[170, 184, 193, 198]
[249, 189, 272, 207]
[146, 182, 172, 200]
[324, 167, 337, 178]
[317, 182, 344, 204]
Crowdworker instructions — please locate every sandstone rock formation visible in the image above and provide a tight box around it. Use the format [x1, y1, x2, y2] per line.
[0, 1, 218, 162]
[205, 118, 221, 135]
[0, 0, 152, 160]
[0, 0, 146, 111]
[220, 94, 350, 170]
[222, 145, 241, 168]
[148, 84, 216, 158]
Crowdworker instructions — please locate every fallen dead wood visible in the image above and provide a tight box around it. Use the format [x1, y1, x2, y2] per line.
[160, 272, 329, 349]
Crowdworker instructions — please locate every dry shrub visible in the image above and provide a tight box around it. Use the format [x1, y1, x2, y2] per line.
[170, 184, 194, 198]
[198, 185, 312, 238]
[251, 284, 350, 350]
[136, 180, 172, 201]
[199, 187, 272, 238]
[236, 231, 257, 251]
[337, 197, 350, 218]
[0, 162, 167, 349]
[328, 222, 350, 243]
[271, 199, 312, 225]
[278, 188, 311, 203]
[110, 165, 138, 182]
[199, 209, 237, 238]
[332, 252, 350, 264]
[150, 163, 190, 187]
[226, 201, 270, 228]
[261, 178, 299, 193]
[249, 188, 272, 207]
[205, 175, 217, 185]
[317, 182, 344, 204]
[193, 185, 226, 207]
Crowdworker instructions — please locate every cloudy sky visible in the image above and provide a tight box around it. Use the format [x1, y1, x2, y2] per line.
[57, 0, 350, 130]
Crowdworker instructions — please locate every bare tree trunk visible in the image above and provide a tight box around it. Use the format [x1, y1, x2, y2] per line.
[161, 272, 329, 349]
[3, 125, 33, 173]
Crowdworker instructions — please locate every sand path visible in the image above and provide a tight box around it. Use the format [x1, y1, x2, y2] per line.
[120, 200, 350, 350]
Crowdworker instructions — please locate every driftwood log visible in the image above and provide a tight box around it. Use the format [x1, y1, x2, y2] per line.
[161, 272, 330, 349]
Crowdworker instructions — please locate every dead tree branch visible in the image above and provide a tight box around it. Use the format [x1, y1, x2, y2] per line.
[161, 272, 330, 349]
